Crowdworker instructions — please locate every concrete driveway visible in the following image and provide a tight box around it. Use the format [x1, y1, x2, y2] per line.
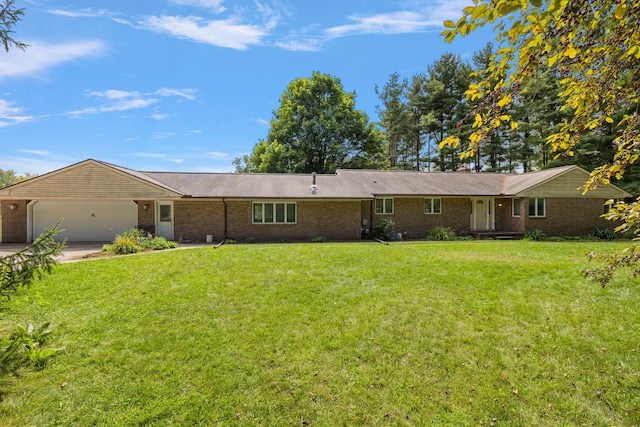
[0, 242, 212, 263]
[0, 242, 107, 263]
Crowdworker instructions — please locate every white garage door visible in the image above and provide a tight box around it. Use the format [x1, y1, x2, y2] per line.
[32, 201, 138, 242]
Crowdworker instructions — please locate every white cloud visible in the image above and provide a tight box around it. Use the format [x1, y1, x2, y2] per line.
[206, 151, 229, 159]
[64, 88, 197, 118]
[153, 132, 178, 139]
[18, 149, 51, 156]
[156, 88, 199, 101]
[170, 0, 226, 13]
[0, 155, 72, 176]
[277, 0, 471, 51]
[47, 8, 110, 18]
[0, 40, 107, 79]
[141, 15, 271, 50]
[0, 99, 35, 127]
[90, 89, 141, 100]
[68, 91, 158, 117]
[325, 11, 430, 38]
[275, 37, 323, 52]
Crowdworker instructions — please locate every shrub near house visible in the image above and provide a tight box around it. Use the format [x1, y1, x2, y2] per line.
[102, 228, 179, 255]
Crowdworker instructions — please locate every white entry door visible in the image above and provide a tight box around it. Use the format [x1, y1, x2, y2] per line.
[155, 202, 174, 240]
[471, 198, 495, 230]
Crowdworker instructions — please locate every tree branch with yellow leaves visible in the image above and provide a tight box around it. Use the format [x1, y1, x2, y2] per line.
[441, 0, 640, 285]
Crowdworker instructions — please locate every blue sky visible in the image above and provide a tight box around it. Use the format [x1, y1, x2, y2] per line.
[1, 0, 495, 175]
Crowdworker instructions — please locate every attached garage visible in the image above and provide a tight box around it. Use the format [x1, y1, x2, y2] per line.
[0, 160, 183, 243]
[31, 200, 138, 242]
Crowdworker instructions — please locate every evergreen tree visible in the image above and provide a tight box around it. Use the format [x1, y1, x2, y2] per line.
[375, 73, 409, 169]
[422, 53, 472, 171]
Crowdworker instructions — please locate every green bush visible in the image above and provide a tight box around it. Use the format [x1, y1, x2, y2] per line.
[102, 228, 179, 255]
[246, 237, 256, 243]
[118, 228, 150, 241]
[524, 229, 545, 241]
[104, 236, 144, 254]
[426, 226, 456, 241]
[372, 219, 394, 241]
[590, 227, 615, 240]
[311, 236, 326, 243]
[147, 236, 179, 250]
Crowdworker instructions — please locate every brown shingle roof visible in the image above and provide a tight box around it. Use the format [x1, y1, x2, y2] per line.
[140, 171, 371, 198]
[90, 161, 630, 199]
[335, 169, 506, 196]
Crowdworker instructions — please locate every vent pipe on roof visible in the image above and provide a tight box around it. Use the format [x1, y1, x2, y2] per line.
[310, 172, 318, 194]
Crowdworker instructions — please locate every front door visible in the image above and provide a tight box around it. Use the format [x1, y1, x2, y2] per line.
[471, 198, 495, 230]
[155, 202, 174, 240]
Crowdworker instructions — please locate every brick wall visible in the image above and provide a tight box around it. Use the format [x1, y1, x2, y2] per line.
[1, 200, 28, 243]
[374, 197, 472, 239]
[226, 200, 361, 242]
[525, 197, 612, 236]
[495, 198, 525, 233]
[136, 200, 155, 234]
[361, 200, 372, 234]
[173, 200, 226, 243]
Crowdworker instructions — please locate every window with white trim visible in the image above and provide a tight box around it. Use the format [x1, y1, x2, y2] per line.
[375, 198, 394, 214]
[512, 198, 521, 217]
[424, 198, 442, 214]
[252, 202, 297, 224]
[528, 197, 545, 217]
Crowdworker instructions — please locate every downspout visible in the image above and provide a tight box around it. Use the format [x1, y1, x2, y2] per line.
[222, 198, 227, 239]
[213, 198, 228, 249]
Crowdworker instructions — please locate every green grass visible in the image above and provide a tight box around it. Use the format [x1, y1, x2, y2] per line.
[1, 241, 639, 426]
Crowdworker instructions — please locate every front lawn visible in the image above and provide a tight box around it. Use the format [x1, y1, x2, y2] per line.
[0, 241, 638, 426]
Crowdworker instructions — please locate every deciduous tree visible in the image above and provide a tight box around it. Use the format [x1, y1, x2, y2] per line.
[0, 169, 36, 188]
[441, 0, 640, 284]
[236, 72, 387, 174]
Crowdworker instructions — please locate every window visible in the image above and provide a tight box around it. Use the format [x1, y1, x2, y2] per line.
[512, 198, 521, 217]
[604, 199, 619, 214]
[528, 197, 545, 217]
[159, 204, 172, 222]
[424, 198, 442, 214]
[375, 198, 394, 214]
[252, 202, 296, 224]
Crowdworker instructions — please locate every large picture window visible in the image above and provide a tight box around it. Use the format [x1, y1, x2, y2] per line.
[528, 198, 545, 217]
[375, 198, 394, 214]
[253, 202, 296, 224]
[424, 198, 442, 214]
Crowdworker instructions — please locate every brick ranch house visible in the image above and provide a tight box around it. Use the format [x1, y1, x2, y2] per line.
[0, 159, 632, 243]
